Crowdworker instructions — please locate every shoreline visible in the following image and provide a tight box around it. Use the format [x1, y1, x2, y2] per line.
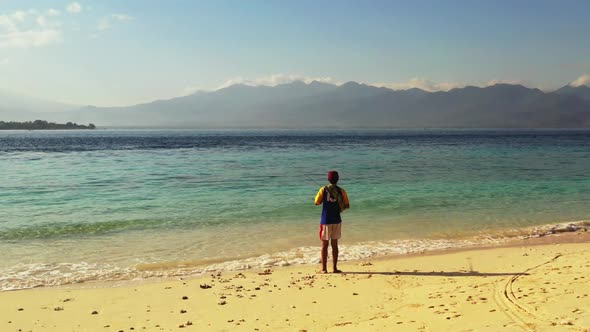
[39, 229, 590, 291]
[3, 229, 589, 292]
[1, 231, 588, 331]
[26, 229, 582, 297]
[1, 220, 589, 293]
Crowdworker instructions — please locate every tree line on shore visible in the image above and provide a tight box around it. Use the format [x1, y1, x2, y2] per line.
[0, 120, 96, 130]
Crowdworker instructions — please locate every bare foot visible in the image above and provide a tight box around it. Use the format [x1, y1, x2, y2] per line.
[317, 270, 328, 274]
[333, 269, 343, 273]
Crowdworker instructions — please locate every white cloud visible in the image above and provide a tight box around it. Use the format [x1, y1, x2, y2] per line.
[570, 74, 590, 87]
[12, 11, 27, 22]
[47, 9, 60, 17]
[0, 16, 17, 32]
[182, 86, 204, 95]
[218, 76, 247, 89]
[37, 15, 61, 29]
[0, 10, 62, 48]
[96, 13, 134, 32]
[0, 29, 62, 48]
[217, 74, 342, 89]
[484, 79, 531, 87]
[112, 14, 134, 21]
[66, 2, 82, 14]
[97, 17, 110, 31]
[36, 15, 47, 27]
[371, 78, 464, 92]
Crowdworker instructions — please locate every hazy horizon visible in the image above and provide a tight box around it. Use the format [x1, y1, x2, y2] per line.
[1, 0, 590, 107]
[0, 78, 589, 110]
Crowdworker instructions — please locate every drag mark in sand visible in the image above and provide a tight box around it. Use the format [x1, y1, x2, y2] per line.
[494, 253, 582, 331]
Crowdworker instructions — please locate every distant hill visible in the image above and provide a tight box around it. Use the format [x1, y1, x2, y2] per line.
[555, 84, 590, 101]
[2, 82, 590, 128]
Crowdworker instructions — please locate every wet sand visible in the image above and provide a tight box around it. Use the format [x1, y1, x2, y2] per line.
[1, 232, 589, 332]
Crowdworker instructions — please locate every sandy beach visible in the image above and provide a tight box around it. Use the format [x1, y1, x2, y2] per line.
[2, 232, 589, 332]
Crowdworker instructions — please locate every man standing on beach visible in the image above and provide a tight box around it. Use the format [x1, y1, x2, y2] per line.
[314, 170, 350, 273]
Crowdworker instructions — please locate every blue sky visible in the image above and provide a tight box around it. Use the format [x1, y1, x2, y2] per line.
[1, 0, 589, 106]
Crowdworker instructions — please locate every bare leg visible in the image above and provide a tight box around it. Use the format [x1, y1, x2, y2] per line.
[331, 239, 341, 273]
[320, 240, 329, 273]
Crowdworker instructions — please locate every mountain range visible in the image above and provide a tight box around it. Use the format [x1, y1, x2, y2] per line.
[2, 81, 590, 128]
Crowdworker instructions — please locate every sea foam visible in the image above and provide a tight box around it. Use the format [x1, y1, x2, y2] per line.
[2, 220, 587, 291]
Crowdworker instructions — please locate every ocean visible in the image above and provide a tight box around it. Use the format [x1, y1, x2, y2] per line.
[1, 129, 589, 290]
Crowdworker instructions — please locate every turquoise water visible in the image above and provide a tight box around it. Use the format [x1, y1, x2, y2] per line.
[1, 129, 589, 289]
